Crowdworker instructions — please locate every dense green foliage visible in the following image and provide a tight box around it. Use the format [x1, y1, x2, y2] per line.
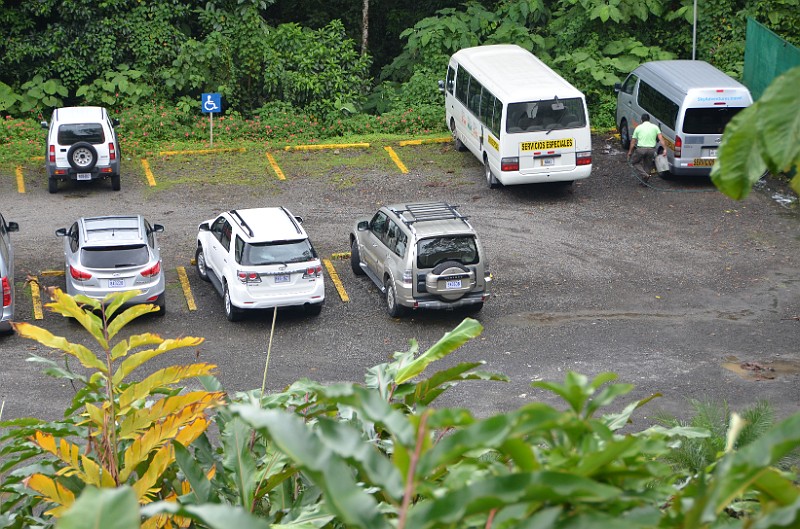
[1, 0, 798, 131]
[1, 293, 799, 528]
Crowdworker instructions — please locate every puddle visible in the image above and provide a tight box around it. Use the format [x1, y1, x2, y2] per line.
[721, 355, 800, 381]
[753, 177, 798, 209]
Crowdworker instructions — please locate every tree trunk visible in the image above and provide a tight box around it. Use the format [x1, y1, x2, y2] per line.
[361, 0, 369, 56]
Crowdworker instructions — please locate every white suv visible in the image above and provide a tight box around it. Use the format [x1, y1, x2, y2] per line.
[195, 208, 325, 320]
[41, 106, 121, 193]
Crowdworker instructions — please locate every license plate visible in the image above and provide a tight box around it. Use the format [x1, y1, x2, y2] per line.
[274, 274, 290, 284]
[445, 280, 462, 289]
[77, 173, 92, 180]
[108, 279, 124, 288]
[541, 158, 555, 166]
[702, 148, 717, 158]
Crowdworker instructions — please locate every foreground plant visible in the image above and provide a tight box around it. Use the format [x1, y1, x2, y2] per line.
[0, 289, 224, 528]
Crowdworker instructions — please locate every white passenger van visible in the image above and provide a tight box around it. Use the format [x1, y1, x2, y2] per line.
[615, 60, 753, 176]
[440, 44, 592, 188]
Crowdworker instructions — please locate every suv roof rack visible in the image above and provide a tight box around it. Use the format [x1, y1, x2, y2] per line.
[392, 202, 469, 227]
[229, 209, 254, 238]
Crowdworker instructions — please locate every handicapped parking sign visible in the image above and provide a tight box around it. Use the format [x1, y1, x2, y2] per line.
[201, 93, 221, 114]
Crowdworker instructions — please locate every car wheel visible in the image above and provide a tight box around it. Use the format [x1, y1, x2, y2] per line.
[464, 301, 484, 314]
[111, 174, 121, 191]
[223, 283, 241, 322]
[350, 239, 365, 276]
[154, 293, 166, 317]
[48, 177, 58, 194]
[451, 118, 466, 152]
[67, 142, 98, 171]
[385, 278, 407, 318]
[619, 120, 631, 150]
[195, 247, 210, 282]
[305, 303, 323, 316]
[485, 158, 499, 189]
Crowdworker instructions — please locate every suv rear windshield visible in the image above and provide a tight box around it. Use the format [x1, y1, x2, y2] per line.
[682, 107, 746, 134]
[81, 245, 149, 268]
[57, 124, 105, 145]
[417, 236, 479, 269]
[242, 239, 317, 266]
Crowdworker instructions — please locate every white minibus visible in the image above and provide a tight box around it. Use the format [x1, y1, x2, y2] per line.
[440, 44, 592, 188]
[615, 60, 753, 176]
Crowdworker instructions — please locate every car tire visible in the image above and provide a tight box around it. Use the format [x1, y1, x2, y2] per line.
[451, 118, 467, 152]
[485, 158, 499, 189]
[67, 142, 98, 171]
[305, 303, 323, 316]
[619, 120, 631, 150]
[223, 283, 241, 322]
[111, 174, 121, 191]
[155, 293, 166, 316]
[195, 247, 210, 282]
[48, 177, 58, 194]
[350, 239, 365, 276]
[385, 278, 407, 318]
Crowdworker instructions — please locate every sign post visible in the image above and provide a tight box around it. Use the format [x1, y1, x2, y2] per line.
[201, 93, 222, 146]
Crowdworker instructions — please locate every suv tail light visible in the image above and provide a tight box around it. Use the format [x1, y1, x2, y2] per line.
[109, 142, 116, 161]
[69, 266, 92, 281]
[2, 277, 10, 307]
[237, 271, 262, 284]
[500, 157, 519, 172]
[402, 269, 413, 284]
[303, 265, 322, 279]
[576, 151, 592, 166]
[49, 145, 56, 163]
[140, 262, 161, 278]
[674, 135, 682, 157]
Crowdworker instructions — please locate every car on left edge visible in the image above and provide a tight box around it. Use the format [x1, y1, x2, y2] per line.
[55, 215, 166, 314]
[41, 106, 121, 193]
[1, 212, 20, 335]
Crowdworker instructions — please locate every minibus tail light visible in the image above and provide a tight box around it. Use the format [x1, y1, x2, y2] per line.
[576, 151, 592, 166]
[500, 157, 519, 172]
[674, 136, 682, 157]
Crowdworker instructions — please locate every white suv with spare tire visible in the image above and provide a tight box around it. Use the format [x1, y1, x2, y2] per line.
[350, 202, 491, 317]
[41, 106, 121, 193]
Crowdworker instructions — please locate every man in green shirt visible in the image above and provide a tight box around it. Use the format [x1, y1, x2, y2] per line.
[627, 113, 665, 182]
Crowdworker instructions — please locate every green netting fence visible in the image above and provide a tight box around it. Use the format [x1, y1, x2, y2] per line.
[743, 17, 800, 100]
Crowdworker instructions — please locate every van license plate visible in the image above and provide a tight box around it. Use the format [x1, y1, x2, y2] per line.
[703, 148, 717, 158]
[446, 280, 462, 289]
[108, 279, 124, 288]
[77, 173, 92, 180]
[541, 158, 555, 166]
[275, 275, 290, 284]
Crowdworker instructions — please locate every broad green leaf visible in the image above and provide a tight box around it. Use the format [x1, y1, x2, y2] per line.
[220, 417, 258, 509]
[141, 502, 270, 529]
[395, 318, 482, 384]
[56, 487, 138, 529]
[173, 442, 213, 504]
[711, 106, 767, 200]
[756, 65, 800, 174]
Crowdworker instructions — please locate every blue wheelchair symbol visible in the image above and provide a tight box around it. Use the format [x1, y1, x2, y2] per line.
[201, 93, 221, 114]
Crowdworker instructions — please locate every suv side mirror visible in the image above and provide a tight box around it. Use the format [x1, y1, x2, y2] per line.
[357, 220, 369, 231]
[40, 121, 48, 129]
[613, 82, 622, 93]
[438, 80, 445, 93]
[6, 221, 19, 233]
[198, 222, 210, 232]
[112, 118, 120, 127]
[150, 224, 165, 234]
[294, 215, 304, 224]
[55, 228, 67, 237]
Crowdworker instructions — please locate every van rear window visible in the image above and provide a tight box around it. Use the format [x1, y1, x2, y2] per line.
[682, 107, 746, 135]
[57, 124, 105, 145]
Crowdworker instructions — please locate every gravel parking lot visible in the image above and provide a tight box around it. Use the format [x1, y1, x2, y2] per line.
[1, 133, 798, 426]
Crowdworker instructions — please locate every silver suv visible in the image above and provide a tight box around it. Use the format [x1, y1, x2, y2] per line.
[41, 106, 121, 193]
[55, 216, 166, 313]
[350, 202, 491, 317]
[1, 213, 20, 335]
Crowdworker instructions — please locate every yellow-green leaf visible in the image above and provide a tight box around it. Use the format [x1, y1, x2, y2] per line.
[111, 333, 165, 361]
[113, 337, 205, 386]
[118, 363, 217, 410]
[24, 474, 76, 515]
[13, 323, 106, 372]
[118, 391, 224, 439]
[107, 303, 160, 340]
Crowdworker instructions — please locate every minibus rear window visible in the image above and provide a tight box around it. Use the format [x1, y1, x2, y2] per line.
[682, 107, 746, 135]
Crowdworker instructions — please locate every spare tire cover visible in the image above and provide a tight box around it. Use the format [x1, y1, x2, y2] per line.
[67, 142, 98, 171]
[426, 261, 474, 301]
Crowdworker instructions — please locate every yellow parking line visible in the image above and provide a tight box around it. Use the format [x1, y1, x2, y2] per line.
[323, 258, 349, 303]
[266, 152, 286, 180]
[15, 166, 25, 193]
[284, 143, 370, 151]
[398, 137, 451, 146]
[176, 266, 197, 311]
[159, 147, 246, 156]
[141, 159, 156, 186]
[40, 270, 65, 277]
[384, 146, 408, 174]
[30, 276, 43, 320]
